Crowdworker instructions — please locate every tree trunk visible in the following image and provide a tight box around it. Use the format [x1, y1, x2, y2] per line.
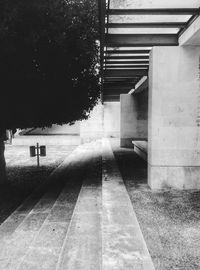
[0, 130, 7, 184]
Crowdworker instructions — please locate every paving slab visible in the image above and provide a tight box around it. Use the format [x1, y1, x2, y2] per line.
[102, 139, 155, 270]
[56, 142, 102, 270]
[0, 143, 87, 270]
[0, 139, 155, 270]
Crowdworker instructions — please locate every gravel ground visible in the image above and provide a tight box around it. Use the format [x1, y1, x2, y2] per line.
[112, 143, 200, 270]
[0, 144, 76, 224]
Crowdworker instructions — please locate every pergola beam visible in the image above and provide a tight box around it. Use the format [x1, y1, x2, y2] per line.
[105, 49, 151, 54]
[104, 84, 134, 89]
[104, 88, 131, 93]
[105, 34, 179, 46]
[129, 76, 148, 94]
[103, 95, 120, 102]
[105, 55, 149, 60]
[106, 22, 187, 28]
[104, 78, 139, 83]
[104, 65, 149, 69]
[107, 8, 199, 16]
[104, 61, 149, 65]
[104, 69, 148, 77]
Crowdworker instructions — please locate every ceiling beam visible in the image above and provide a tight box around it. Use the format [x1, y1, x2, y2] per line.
[105, 55, 149, 60]
[107, 8, 199, 16]
[104, 65, 149, 69]
[105, 49, 151, 54]
[104, 85, 133, 89]
[104, 60, 149, 65]
[103, 95, 120, 102]
[104, 78, 139, 83]
[104, 88, 131, 93]
[106, 22, 186, 28]
[104, 69, 148, 77]
[129, 76, 148, 94]
[105, 34, 179, 46]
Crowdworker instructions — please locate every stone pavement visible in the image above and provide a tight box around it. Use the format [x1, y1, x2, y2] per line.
[0, 139, 154, 270]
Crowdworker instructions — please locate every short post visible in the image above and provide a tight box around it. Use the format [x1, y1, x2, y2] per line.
[36, 143, 40, 167]
[29, 143, 46, 167]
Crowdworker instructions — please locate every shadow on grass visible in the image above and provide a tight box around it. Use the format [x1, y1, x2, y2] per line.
[0, 165, 54, 224]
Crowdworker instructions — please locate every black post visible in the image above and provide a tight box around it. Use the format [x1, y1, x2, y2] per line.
[36, 142, 40, 167]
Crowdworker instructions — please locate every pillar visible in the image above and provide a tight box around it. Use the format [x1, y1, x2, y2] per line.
[148, 46, 200, 189]
[120, 93, 148, 147]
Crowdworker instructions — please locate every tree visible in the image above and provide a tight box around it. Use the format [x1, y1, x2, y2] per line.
[0, 0, 100, 183]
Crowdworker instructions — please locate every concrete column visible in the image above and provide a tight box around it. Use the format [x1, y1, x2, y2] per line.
[148, 46, 200, 189]
[120, 93, 148, 147]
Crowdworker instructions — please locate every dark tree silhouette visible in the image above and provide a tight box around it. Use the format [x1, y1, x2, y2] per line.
[0, 0, 100, 183]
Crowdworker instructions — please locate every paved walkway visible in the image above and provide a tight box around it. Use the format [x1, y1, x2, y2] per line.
[0, 139, 154, 270]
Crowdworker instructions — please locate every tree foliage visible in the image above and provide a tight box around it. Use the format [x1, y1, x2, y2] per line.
[0, 0, 100, 129]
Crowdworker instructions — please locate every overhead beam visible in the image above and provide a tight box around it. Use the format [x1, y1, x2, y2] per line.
[103, 95, 120, 102]
[107, 9, 199, 16]
[104, 81, 135, 86]
[129, 76, 148, 94]
[105, 34, 179, 46]
[179, 15, 200, 45]
[104, 65, 149, 69]
[105, 49, 151, 54]
[106, 22, 187, 28]
[105, 55, 149, 60]
[104, 85, 133, 90]
[104, 89, 131, 94]
[104, 69, 148, 77]
[104, 78, 139, 83]
[104, 61, 149, 65]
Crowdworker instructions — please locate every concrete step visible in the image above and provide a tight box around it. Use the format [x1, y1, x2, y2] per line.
[56, 141, 102, 270]
[0, 139, 155, 270]
[102, 139, 154, 270]
[0, 144, 86, 269]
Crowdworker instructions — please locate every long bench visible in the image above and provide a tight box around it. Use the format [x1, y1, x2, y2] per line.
[132, 140, 148, 161]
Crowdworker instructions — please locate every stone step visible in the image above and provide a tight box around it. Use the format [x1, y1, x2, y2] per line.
[102, 139, 154, 270]
[0, 139, 155, 269]
[15, 144, 90, 270]
[56, 141, 102, 270]
[0, 144, 87, 269]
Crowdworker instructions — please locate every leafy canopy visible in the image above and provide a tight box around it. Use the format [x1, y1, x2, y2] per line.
[0, 0, 100, 129]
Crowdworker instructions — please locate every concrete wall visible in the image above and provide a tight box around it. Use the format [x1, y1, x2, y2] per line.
[120, 92, 148, 147]
[148, 46, 200, 189]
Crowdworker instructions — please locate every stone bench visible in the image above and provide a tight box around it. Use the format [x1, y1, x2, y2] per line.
[132, 140, 148, 161]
